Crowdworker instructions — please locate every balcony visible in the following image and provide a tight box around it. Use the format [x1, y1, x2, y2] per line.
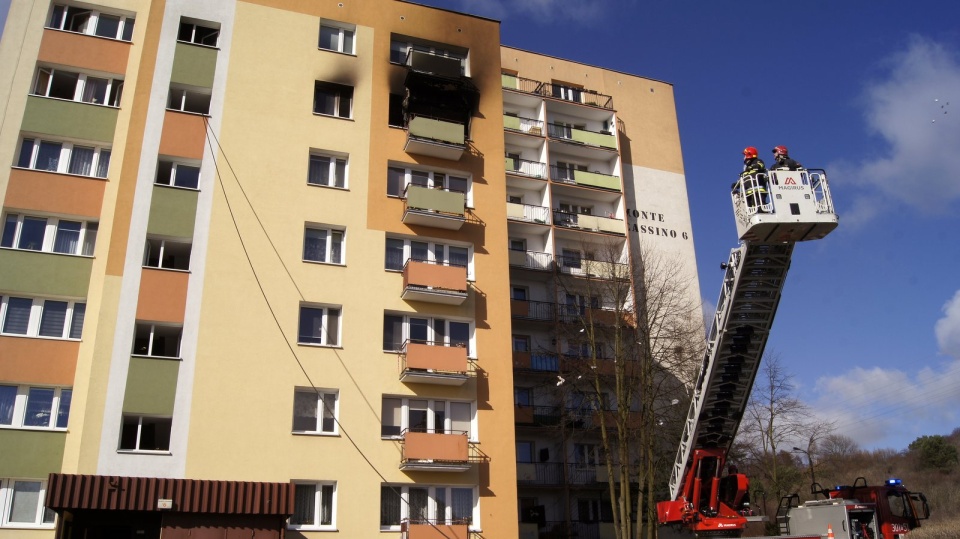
[508, 250, 554, 272]
[505, 157, 548, 179]
[503, 114, 544, 137]
[405, 114, 466, 161]
[402, 259, 467, 305]
[511, 299, 556, 322]
[552, 210, 624, 235]
[402, 185, 466, 230]
[406, 49, 463, 78]
[400, 430, 470, 472]
[400, 340, 470, 386]
[502, 74, 546, 95]
[402, 519, 470, 539]
[558, 305, 619, 326]
[512, 351, 559, 372]
[550, 167, 621, 191]
[502, 74, 614, 110]
[547, 123, 617, 150]
[507, 202, 550, 225]
[557, 255, 629, 280]
[514, 406, 561, 427]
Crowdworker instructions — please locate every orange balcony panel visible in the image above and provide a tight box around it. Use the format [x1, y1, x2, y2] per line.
[403, 431, 468, 462]
[0, 336, 78, 385]
[159, 110, 206, 160]
[6, 169, 105, 218]
[39, 29, 130, 75]
[402, 261, 467, 304]
[514, 404, 534, 424]
[510, 299, 530, 317]
[405, 342, 467, 372]
[136, 268, 188, 323]
[512, 350, 532, 369]
[404, 523, 469, 539]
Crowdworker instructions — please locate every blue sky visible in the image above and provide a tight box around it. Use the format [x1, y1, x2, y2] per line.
[414, 0, 960, 451]
[2, 0, 958, 452]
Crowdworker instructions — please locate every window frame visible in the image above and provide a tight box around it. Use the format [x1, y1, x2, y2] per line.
[31, 66, 123, 107]
[313, 81, 353, 119]
[291, 388, 339, 436]
[297, 304, 342, 347]
[118, 414, 172, 453]
[318, 20, 355, 55]
[177, 19, 220, 47]
[388, 37, 469, 76]
[0, 478, 56, 528]
[379, 484, 477, 531]
[380, 396, 476, 441]
[0, 385, 72, 431]
[167, 86, 211, 115]
[383, 236, 473, 278]
[382, 313, 474, 357]
[143, 237, 192, 271]
[307, 151, 348, 189]
[1, 213, 98, 256]
[0, 296, 86, 340]
[155, 159, 201, 190]
[303, 225, 345, 265]
[46, 4, 135, 42]
[16, 137, 111, 179]
[386, 165, 473, 206]
[290, 481, 337, 530]
[131, 322, 182, 358]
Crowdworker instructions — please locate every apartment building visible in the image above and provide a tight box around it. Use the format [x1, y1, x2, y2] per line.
[0, 1, 698, 539]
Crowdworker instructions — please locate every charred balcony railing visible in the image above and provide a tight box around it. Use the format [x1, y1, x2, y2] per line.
[505, 156, 548, 179]
[503, 115, 544, 137]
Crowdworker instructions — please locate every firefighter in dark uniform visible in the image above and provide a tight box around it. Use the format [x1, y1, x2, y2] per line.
[734, 146, 767, 210]
[770, 145, 803, 170]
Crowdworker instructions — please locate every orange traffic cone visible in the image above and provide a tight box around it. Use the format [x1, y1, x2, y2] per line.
[826, 523, 836, 539]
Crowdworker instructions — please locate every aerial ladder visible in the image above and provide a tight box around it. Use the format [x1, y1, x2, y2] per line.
[656, 167, 839, 537]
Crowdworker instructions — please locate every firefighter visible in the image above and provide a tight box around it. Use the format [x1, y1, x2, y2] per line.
[734, 147, 768, 210]
[770, 145, 803, 170]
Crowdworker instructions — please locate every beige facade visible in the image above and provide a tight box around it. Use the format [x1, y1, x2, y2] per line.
[0, 1, 695, 539]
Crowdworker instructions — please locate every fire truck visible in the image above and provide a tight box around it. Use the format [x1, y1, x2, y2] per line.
[656, 168, 929, 538]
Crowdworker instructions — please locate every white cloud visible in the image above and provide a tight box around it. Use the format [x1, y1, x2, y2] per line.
[444, 0, 616, 25]
[936, 290, 960, 359]
[839, 37, 960, 220]
[810, 362, 960, 449]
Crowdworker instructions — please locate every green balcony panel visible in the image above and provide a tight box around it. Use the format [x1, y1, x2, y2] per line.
[22, 96, 118, 143]
[502, 73, 518, 89]
[0, 249, 92, 297]
[123, 356, 180, 415]
[576, 171, 621, 190]
[503, 114, 521, 131]
[171, 42, 218, 88]
[406, 185, 464, 216]
[148, 185, 198, 238]
[0, 430, 66, 477]
[505, 156, 519, 171]
[570, 127, 617, 149]
[408, 116, 464, 146]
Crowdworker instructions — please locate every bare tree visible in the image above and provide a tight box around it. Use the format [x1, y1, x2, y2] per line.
[553, 238, 702, 539]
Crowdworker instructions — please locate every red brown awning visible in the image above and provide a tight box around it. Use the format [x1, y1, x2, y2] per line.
[46, 474, 294, 515]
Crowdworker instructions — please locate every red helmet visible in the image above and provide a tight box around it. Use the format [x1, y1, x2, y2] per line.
[773, 145, 789, 157]
[743, 147, 758, 159]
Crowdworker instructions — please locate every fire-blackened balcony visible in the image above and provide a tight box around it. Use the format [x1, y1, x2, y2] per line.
[402, 65, 478, 162]
[400, 340, 471, 386]
[402, 519, 470, 539]
[400, 429, 470, 472]
[402, 184, 466, 230]
[402, 259, 468, 305]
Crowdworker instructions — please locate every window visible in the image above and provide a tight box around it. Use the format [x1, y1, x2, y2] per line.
[0, 479, 56, 528]
[0, 385, 72, 430]
[313, 81, 353, 118]
[177, 20, 219, 46]
[551, 83, 583, 103]
[292, 388, 338, 434]
[514, 387, 531, 408]
[0, 296, 86, 340]
[167, 86, 210, 114]
[381, 314, 472, 355]
[132, 323, 182, 358]
[319, 20, 354, 54]
[380, 397, 474, 439]
[383, 237, 471, 273]
[298, 305, 341, 346]
[303, 226, 344, 265]
[512, 335, 531, 352]
[511, 287, 528, 301]
[291, 482, 336, 529]
[47, 4, 135, 42]
[380, 485, 475, 530]
[308, 152, 347, 188]
[386, 165, 471, 203]
[118, 415, 172, 451]
[509, 238, 526, 252]
[143, 237, 191, 270]
[16, 138, 111, 178]
[32, 67, 123, 106]
[155, 159, 200, 189]
[516, 441, 534, 463]
[0, 213, 98, 256]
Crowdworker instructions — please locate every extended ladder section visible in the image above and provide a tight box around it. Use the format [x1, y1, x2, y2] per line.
[666, 168, 838, 505]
